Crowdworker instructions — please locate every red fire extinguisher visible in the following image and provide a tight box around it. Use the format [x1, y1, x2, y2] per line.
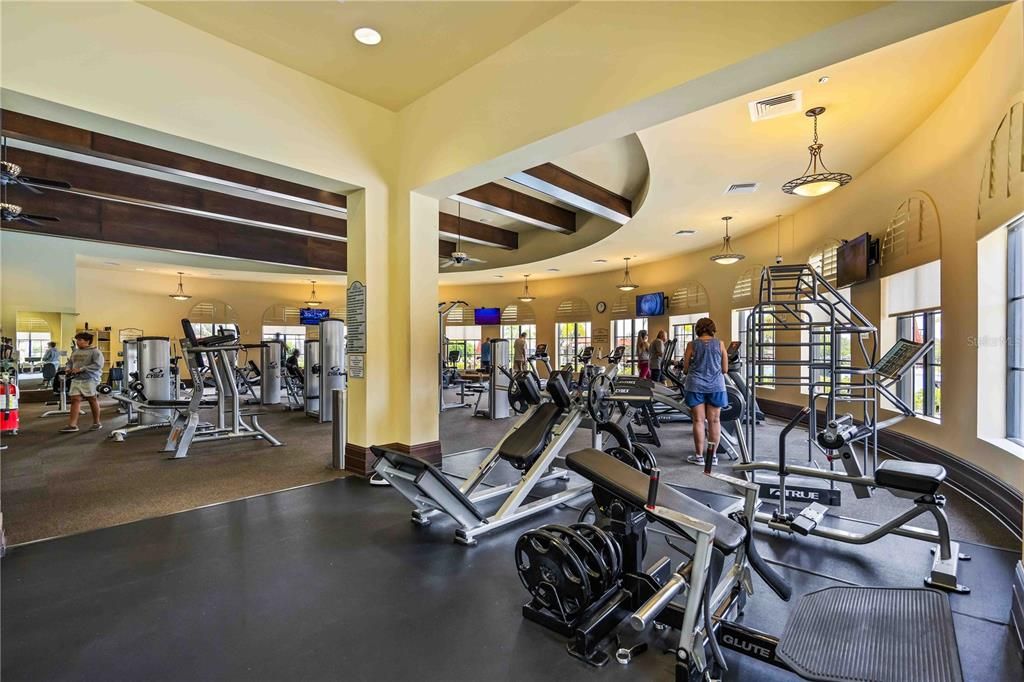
[1, 378, 20, 435]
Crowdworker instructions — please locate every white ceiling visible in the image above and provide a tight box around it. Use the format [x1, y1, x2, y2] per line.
[439, 6, 1006, 284]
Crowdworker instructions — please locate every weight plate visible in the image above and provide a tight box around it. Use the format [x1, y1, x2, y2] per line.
[605, 446, 643, 472]
[571, 523, 622, 583]
[515, 529, 593, 620]
[96, 384, 113, 395]
[545, 524, 612, 597]
[630, 442, 658, 474]
[587, 373, 614, 425]
[507, 378, 529, 414]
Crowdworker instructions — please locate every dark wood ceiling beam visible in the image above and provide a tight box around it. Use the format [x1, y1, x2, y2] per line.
[439, 240, 456, 258]
[437, 211, 517, 250]
[453, 183, 575, 234]
[1, 110, 348, 213]
[1, 186, 345, 271]
[506, 163, 632, 225]
[6, 147, 346, 240]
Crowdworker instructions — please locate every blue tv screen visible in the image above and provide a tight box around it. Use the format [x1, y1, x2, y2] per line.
[636, 292, 666, 317]
[474, 307, 501, 325]
[299, 308, 330, 325]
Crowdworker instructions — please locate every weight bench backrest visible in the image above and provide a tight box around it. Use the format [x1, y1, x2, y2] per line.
[565, 448, 746, 553]
[546, 372, 572, 410]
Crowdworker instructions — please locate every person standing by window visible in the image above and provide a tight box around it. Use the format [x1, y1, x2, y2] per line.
[513, 332, 528, 373]
[650, 330, 667, 382]
[480, 337, 492, 372]
[682, 318, 728, 466]
[636, 329, 652, 379]
[42, 341, 61, 387]
[59, 332, 105, 433]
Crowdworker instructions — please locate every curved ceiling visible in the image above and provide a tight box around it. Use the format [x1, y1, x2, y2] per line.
[438, 133, 649, 271]
[440, 6, 1006, 285]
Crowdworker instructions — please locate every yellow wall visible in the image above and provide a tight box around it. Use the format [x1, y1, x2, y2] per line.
[442, 2, 1024, 491]
[1, 0, 1009, 455]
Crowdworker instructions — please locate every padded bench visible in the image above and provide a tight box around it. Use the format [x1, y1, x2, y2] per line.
[565, 448, 746, 554]
[498, 403, 564, 468]
[874, 459, 946, 496]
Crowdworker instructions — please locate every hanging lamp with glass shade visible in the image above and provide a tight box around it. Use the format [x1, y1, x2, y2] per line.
[616, 257, 638, 292]
[710, 216, 745, 265]
[305, 280, 322, 307]
[518, 274, 535, 303]
[782, 107, 852, 197]
[168, 272, 192, 301]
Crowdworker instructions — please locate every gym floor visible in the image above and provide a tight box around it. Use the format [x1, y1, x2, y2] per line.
[1, 389, 1019, 681]
[1, 398, 345, 544]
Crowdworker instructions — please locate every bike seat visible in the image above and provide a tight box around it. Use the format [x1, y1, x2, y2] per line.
[498, 403, 564, 467]
[565, 448, 746, 553]
[874, 459, 946, 496]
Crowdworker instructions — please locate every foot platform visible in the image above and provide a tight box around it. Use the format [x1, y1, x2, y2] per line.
[778, 586, 962, 682]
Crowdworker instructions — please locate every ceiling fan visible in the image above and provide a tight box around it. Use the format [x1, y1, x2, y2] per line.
[0, 160, 72, 194]
[1, 202, 60, 227]
[439, 202, 486, 268]
[0, 137, 67, 226]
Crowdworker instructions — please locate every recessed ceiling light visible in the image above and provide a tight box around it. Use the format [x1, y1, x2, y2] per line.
[818, 75, 830, 84]
[547, 268, 560, 272]
[135, 267, 146, 271]
[675, 229, 697, 236]
[593, 259, 607, 263]
[354, 27, 382, 45]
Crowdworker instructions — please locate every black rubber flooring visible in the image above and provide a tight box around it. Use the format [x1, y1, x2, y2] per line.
[2, 462, 1020, 682]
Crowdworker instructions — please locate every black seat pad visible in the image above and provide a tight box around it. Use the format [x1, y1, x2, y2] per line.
[875, 460, 946, 495]
[565, 448, 745, 553]
[498, 403, 564, 466]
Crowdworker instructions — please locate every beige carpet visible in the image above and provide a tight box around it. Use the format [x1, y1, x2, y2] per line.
[1, 399, 346, 545]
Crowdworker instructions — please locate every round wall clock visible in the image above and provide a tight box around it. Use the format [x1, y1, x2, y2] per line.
[596, 301, 607, 314]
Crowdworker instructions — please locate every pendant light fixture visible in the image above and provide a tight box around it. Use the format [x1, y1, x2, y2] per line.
[710, 216, 744, 265]
[518, 274, 535, 303]
[782, 107, 852, 197]
[304, 280, 323, 307]
[774, 214, 784, 265]
[168, 272, 192, 301]
[616, 257, 638, 292]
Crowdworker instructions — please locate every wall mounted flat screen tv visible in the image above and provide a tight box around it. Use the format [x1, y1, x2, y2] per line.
[474, 307, 501, 325]
[836, 232, 870, 288]
[636, 292, 666, 317]
[299, 308, 330, 325]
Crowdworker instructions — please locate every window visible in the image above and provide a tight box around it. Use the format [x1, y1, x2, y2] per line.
[445, 325, 482, 370]
[499, 324, 537, 356]
[800, 288, 852, 393]
[668, 312, 708, 359]
[191, 322, 240, 339]
[733, 307, 775, 386]
[896, 311, 942, 418]
[263, 325, 307, 365]
[1008, 221, 1023, 443]
[611, 318, 647, 375]
[556, 322, 592, 370]
[16, 331, 51, 360]
[881, 261, 941, 418]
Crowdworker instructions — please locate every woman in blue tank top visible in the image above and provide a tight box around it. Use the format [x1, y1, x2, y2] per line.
[682, 318, 728, 465]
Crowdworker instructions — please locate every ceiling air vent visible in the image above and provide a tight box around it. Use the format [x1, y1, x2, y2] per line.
[748, 90, 802, 122]
[725, 182, 759, 195]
